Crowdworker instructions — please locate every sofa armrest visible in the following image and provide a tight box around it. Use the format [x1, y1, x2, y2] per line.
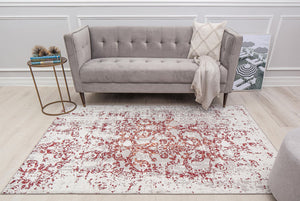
[64, 25, 91, 92]
[220, 28, 243, 93]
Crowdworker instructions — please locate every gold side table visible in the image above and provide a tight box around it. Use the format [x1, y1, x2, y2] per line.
[27, 57, 77, 116]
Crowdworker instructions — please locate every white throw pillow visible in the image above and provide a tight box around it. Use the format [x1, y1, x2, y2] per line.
[188, 21, 227, 61]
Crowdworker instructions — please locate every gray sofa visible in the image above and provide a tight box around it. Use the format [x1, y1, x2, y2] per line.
[64, 25, 242, 107]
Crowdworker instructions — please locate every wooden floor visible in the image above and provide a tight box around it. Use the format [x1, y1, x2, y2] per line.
[1, 86, 300, 201]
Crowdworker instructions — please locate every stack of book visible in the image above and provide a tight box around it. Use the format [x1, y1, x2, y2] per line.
[30, 55, 61, 65]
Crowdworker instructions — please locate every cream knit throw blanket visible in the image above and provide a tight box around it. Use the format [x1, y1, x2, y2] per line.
[191, 55, 221, 110]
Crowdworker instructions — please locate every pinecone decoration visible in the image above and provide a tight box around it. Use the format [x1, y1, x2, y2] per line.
[38, 48, 50, 57]
[32, 45, 46, 57]
[48, 46, 61, 56]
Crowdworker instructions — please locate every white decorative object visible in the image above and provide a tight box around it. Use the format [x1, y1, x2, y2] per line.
[188, 21, 227, 61]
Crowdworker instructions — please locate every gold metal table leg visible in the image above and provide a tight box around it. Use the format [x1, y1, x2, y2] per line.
[53, 66, 66, 112]
[61, 63, 71, 101]
[28, 65, 44, 110]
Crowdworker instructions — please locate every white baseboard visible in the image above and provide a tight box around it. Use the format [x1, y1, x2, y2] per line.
[0, 76, 299, 87]
[0, 77, 74, 87]
[263, 76, 300, 87]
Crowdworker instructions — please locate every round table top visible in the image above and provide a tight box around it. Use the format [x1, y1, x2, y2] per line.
[27, 57, 67, 67]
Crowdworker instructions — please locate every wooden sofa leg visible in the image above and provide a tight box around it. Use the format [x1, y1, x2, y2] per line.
[223, 93, 228, 108]
[79, 92, 86, 107]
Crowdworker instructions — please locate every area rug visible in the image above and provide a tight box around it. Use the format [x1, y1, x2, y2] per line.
[2, 105, 277, 194]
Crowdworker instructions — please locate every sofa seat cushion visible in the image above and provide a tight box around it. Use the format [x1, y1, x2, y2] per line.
[80, 57, 227, 84]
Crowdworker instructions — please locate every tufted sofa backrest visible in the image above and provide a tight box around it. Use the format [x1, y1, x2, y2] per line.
[89, 26, 193, 59]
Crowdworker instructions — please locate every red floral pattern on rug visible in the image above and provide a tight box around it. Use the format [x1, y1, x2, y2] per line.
[2, 105, 277, 194]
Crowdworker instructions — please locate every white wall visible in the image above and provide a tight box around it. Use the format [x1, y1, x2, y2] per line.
[0, 0, 300, 86]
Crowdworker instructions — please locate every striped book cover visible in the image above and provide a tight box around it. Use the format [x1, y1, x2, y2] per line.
[31, 60, 61, 65]
[30, 58, 60, 62]
[30, 55, 61, 61]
